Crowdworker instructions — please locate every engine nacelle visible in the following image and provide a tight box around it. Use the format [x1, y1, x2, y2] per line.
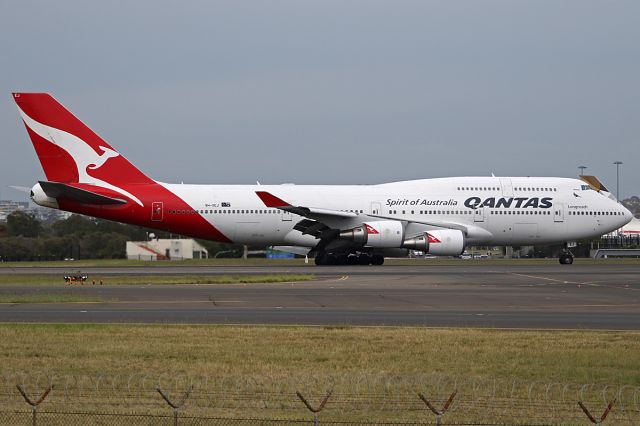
[339, 224, 368, 244]
[339, 220, 405, 248]
[339, 222, 464, 255]
[423, 229, 465, 256]
[402, 234, 429, 251]
[365, 220, 404, 247]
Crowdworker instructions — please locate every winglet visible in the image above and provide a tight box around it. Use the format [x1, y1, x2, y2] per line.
[255, 191, 291, 208]
[579, 175, 610, 193]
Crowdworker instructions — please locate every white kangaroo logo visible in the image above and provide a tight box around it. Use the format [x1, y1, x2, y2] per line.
[88, 146, 119, 170]
[18, 107, 144, 207]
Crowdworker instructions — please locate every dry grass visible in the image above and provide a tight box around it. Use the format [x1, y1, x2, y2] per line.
[0, 274, 315, 286]
[1, 325, 638, 423]
[1, 324, 638, 384]
[0, 294, 103, 303]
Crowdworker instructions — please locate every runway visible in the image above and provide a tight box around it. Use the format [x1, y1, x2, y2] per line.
[0, 263, 639, 329]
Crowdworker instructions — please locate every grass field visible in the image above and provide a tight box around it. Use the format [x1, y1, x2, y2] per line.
[1, 324, 638, 423]
[0, 294, 104, 303]
[2, 324, 636, 384]
[2, 324, 637, 383]
[0, 274, 315, 286]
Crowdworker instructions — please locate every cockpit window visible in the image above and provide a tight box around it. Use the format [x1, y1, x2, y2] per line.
[581, 185, 592, 191]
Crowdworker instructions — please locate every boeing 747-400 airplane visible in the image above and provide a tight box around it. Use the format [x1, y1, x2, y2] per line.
[13, 93, 632, 265]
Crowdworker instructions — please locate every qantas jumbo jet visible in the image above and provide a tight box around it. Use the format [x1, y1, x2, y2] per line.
[13, 93, 632, 265]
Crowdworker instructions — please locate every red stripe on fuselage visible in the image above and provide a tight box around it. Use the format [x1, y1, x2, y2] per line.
[59, 183, 232, 243]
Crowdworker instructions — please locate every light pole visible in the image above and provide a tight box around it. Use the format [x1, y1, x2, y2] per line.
[578, 165, 587, 176]
[614, 161, 623, 200]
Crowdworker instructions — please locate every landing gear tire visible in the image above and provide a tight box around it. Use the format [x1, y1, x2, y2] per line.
[559, 253, 574, 265]
[358, 254, 371, 265]
[335, 255, 349, 265]
[314, 254, 337, 266]
[371, 254, 385, 266]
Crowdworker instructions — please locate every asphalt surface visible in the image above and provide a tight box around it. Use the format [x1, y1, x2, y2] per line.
[0, 263, 639, 329]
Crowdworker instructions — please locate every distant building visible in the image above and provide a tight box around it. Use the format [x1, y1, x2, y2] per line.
[0, 200, 29, 221]
[0, 200, 71, 223]
[599, 217, 640, 249]
[29, 207, 72, 223]
[126, 239, 209, 261]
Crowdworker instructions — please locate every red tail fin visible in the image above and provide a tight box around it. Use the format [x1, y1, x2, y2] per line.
[13, 93, 152, 186]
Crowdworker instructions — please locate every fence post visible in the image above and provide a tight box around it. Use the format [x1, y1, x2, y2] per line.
[417, 390, 457, 426]
[296, 390, 332, 426]
[157, 385, 193, 426]
[578, 399, 616, 426]
[16, 384, 53, 426]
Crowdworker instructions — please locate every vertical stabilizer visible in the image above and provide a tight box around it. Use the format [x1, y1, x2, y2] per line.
[13, 93, 152, 186]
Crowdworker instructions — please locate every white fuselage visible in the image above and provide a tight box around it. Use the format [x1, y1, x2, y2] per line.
[162, 176, 631, 247]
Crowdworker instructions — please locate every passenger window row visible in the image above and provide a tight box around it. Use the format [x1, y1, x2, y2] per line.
[569, 211, 624, 216]
[457, 186, 557, 192]
[168, 209, 279, 215]
[388, 210, 473, 215]
[490, 210, 551, 215]
[458, 187, 499, 191]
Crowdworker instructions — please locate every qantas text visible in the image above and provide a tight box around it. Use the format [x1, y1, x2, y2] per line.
[464, 197, 553, 209]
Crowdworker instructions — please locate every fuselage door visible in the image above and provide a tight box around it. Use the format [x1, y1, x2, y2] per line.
[500, 178, 514, 197]
[371, 202, 381, 215]
[281, 210, 293, 222]
[554, 202, 564, 223]
[474, 206, 485, 222]
[151, 201, 163, 222]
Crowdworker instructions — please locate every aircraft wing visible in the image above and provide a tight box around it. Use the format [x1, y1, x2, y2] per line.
[579, 175, 610, 193]
[367, 213, 493, 240]
[255, 191, 492, 241]
[255, 191, 358, 220]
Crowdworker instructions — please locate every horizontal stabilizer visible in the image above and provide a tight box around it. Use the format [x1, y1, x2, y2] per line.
[9, 185, 31, 194]
[39, 181, 127, 205]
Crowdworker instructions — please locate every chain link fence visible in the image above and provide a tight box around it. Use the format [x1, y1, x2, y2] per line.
[0, 412, 534, 426]
[0, 371, 638, 425]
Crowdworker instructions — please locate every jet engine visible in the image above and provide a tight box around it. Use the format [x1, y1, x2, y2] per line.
[339, 222, 465, 256]
[339, 220, 404, 247]
[403, 229, 465, 256]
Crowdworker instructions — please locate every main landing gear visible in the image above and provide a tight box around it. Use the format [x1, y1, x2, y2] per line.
[314, 253, 384, 266]
[558, 251, 574, 265]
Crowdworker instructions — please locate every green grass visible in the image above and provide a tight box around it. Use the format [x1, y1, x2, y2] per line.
[0, 274, 315, 286]
[0, 294, 103, 303]
[0, 324, 638, 423]
[1, 324, 637, 384]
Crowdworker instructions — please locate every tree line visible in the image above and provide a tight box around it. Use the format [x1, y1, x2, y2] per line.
[0, 211, 239, 261]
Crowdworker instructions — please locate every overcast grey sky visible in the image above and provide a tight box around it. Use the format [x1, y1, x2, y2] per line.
[1, 1, 638, 201]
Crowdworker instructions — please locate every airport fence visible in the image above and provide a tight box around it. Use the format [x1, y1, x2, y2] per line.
[0, 371, 638, 425]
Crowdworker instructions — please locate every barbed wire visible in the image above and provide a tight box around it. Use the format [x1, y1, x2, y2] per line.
[0, 371, 638, 423]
